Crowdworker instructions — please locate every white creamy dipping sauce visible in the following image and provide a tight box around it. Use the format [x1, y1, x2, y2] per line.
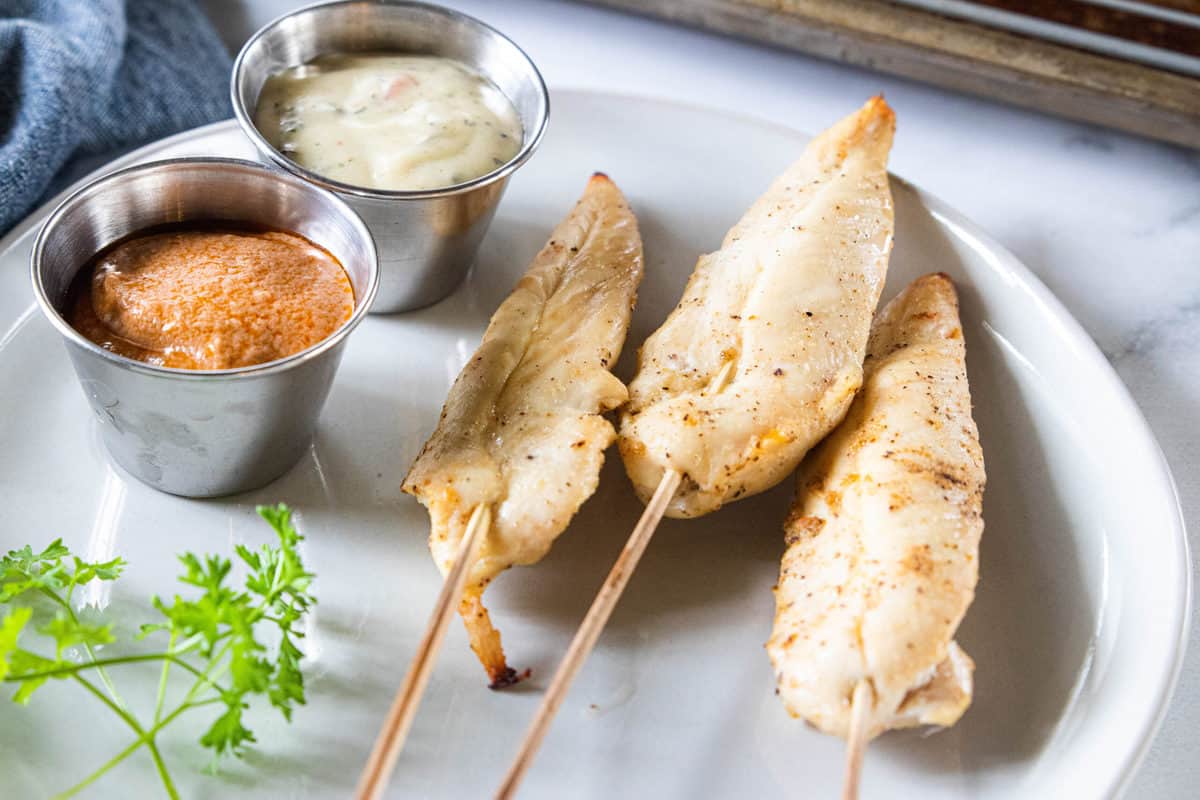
[255, 54, 523, 191]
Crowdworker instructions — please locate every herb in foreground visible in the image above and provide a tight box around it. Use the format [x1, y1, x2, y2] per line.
[0, 504, 315, 799]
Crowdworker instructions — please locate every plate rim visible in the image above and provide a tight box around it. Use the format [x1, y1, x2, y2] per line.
[912, 187, 1192, 799]
[0, 89, 1189, 798]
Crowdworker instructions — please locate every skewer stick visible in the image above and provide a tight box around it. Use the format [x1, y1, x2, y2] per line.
[496, 358, 735, 798]
[496, 468, 683, 800]
[842, 679, 874, 800]
[356, 503, 492, 800]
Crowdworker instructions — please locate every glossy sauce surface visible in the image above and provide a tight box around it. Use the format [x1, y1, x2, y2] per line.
[255, 54, 523, 191]
[68, 227, 354, 370]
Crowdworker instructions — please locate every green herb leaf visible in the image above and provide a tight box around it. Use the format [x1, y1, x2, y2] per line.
[0, 607, 32, 681]
[1, 541, 68, 600]
[12, 675, 49, 705]
[8, 649, 59, 704]
[269, 633, 306, 721]
[1, 541, 125, 603]
[72, 555, 126, 585]
[40, 611, 115, 659]
[200, 699, 257, 757]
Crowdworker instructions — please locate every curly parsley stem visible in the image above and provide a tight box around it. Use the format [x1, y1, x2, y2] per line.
[187, 639, 236, 703]
[72, 673, 145, 738]
[39, 585, 126, 710]
[69, 673, 184, 797]
[52, 736, 146, 800]
[145, 740, 180, 800]
[154, 631, 178, 724]
[3, 651, 225, 691]
[55, 694, 222, 800]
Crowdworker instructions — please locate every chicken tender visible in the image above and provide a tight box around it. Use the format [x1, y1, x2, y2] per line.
[402, 174, 644, 686]
[619, 97, 896, 518]
[767, 273, 985, 738]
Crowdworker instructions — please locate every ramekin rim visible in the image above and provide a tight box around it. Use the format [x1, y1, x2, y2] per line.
[30, 155, 380, 381]
[229, 0, 550, 201]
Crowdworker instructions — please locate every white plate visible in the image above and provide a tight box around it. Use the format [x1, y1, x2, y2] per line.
[0, 91, 1188, 799]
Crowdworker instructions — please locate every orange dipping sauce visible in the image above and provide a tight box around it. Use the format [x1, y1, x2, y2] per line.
[67, 226, 354, 370]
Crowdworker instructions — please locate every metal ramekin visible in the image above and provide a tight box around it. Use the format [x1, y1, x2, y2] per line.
[30, 158, 379, 498]
[230, 0, 549, 313]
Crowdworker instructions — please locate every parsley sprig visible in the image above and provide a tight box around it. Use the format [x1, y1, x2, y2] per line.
[0, 504, 315, 799]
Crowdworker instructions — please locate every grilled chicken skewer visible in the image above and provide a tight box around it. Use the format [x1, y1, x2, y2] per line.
[620, 96, 896, 519]
[359, 176, 644, 798]
[767, 273, 985, 798]
[402, 173, 645, 687]
[498, 97, 897, 797]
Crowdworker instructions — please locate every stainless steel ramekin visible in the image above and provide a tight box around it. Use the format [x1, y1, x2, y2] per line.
[230, 0, 549, 313]
[31, 157, 379, 498]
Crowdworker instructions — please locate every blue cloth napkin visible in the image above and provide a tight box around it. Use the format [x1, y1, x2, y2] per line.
[0, 0, 232, 234]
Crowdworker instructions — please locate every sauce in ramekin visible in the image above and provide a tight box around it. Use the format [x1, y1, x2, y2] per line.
[254, 53, 523, 191]
[67, 226, 354, 370]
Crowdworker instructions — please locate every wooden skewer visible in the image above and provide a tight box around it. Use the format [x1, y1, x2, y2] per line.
[496, 358, 736, 799]
[495, 468, 682, 800]
[356, 503, 492, 800]
[841, 679, 874, 800]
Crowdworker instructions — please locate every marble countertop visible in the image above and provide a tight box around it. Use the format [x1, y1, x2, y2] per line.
[204, 0, 1199, 794]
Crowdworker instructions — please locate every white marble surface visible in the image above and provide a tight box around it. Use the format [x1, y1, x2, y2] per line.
[202, 0, 1200, 795]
